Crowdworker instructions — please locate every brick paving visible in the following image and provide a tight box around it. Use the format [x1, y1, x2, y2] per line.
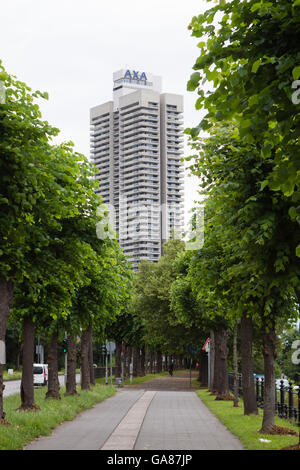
[24, 371, 244, 451]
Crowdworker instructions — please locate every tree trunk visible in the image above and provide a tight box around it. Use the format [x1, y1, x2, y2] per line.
[45, 331, 60, 400]
[199, 350, 208, 387]
[136, 348, 142, 376]
[240, 314, 258, 415]
[145, 348, 150, 374]
[115, 342, 122, 378]
[198, 353, 202, 382]
[65, 335, 77, 396]
[233, 323, 239, 407]
[133, 346, 139, 377]
[140, 347, 145, 376]
[150, 351, 154, 373]
[16, 343, 23, 371]
[126, 345, 132, 377]
[0, 277, 14, 421]
[136, 347, 141, 375]
[20, 317, 39, 410]
[81, 326, 92, 390]
[122, 342, 127, 379]
[260, 317, 276, 433]
[157, 351, 162, 373]
[209, 330, 215, 392]
[88, 332, 95, 386]
[213, 329, 230, 399]
[121, 341, 126, 379]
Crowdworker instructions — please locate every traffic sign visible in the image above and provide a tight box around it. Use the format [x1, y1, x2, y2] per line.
[188, 344, 198, 355]
[202, 338, 210, 352]
[106, 341, 116, 354]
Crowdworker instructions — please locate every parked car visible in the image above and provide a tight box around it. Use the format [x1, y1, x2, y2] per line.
[33, 363, 48, 386]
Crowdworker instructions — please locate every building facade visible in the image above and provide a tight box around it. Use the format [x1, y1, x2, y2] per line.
[90, 69, 184, 270]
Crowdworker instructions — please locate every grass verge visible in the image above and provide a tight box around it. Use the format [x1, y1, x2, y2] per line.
[3, 371, 22, 381]
[123, 371, 169, 386]
[95, 371, 169, 387]
[196, 388, 299, 451]
[0, 384, 116, 450]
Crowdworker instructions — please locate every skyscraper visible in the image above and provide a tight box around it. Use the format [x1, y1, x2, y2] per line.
[90, 68, 184, 270]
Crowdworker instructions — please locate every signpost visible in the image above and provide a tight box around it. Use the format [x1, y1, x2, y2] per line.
[121, 341, 125, 384]
[105, 352, 108, 385]
[36, 338, 44, 364]
[130, 362, 133, 384]
[0, 340, 5, 365]
[106, 341, 116, 386]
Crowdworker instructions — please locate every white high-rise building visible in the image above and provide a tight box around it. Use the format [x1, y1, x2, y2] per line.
[90, 68, 184, 270]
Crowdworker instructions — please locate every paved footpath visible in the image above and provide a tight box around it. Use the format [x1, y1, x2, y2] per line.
[24, 372, 243, 451]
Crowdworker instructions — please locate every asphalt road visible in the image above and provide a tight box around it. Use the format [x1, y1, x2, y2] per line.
[3, 373, 81, 398]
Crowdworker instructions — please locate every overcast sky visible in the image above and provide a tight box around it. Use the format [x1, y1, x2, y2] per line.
[1, 0, 209, 229]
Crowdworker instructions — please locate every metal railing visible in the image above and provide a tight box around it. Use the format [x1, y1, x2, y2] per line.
[228, 373, 300, 424]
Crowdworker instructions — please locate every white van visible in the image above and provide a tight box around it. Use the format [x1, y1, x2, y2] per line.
[33, 364, 48, 386]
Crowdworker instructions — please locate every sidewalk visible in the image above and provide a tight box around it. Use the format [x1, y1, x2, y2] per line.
[24, 373, 244, 451]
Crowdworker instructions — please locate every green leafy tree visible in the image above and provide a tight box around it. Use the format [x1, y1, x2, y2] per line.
[70, 230, 134, 391]
[185, 122, 299, 429]
[0, 62, 61, 419]
[187, 0, 300, 258]
[277, 327, 300, 382]
[134, 239, 199, 367]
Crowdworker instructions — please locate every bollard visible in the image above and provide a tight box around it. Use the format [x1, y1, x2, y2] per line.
[115, 377, 123, 388]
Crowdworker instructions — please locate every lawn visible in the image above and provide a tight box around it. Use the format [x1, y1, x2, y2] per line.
[196, 388, 299, 451]
[0, 384, 116, 450]
[3, 370, 22, 381]
[95, 370, 169, 387]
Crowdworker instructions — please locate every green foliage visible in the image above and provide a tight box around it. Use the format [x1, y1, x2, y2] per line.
[0, 61, 135, 348]
[185, 123, 299, 330]
[196, 389, 299, 450]
[133, 238, 200, 355]
[0, 385, 116, 450]
[0, 61, 60, 281]
[187, 0, 300, 256]
[277, 328, 300, 381]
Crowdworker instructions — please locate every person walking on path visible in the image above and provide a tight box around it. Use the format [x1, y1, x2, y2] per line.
[168, 360, 174, 377]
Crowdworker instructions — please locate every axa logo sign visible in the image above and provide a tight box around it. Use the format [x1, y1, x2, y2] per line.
[124, 70, 147, 81]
